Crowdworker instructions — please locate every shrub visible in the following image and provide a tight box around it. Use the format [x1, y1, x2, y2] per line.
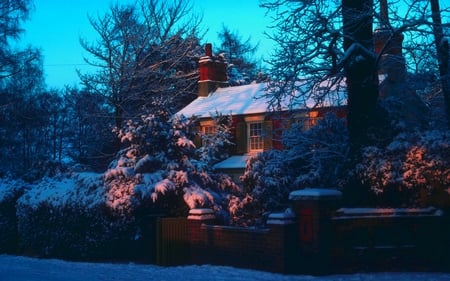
[16, 173, 137, 260]
[111, 112, 240, 219]
[0, 179, 28, 253]
[352, 130, 450, 207]
[236, 113, 349, 225]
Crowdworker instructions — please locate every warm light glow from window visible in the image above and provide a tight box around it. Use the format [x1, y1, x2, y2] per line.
[201, 125, 216, 146]
[309, 111, 319, 118]
[203, 125, 215, 135]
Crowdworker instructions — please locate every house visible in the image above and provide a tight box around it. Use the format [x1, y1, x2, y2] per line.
[176, 44, 346, 181]
[176, 3, 430, 181]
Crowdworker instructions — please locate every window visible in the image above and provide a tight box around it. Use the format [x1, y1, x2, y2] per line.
[201, 125, 216, 146]
[293, 111, 320, 131]
[203, 125, 216, 136]
[248, 122, 263, 152]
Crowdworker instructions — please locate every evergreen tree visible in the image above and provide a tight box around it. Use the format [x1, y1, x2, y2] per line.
[217, 25, 259, 85]
[0, 0, 32, 80]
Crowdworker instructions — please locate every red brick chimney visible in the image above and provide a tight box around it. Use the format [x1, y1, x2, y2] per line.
[373, 0, 406, 83]
[198, 43, 228, 97]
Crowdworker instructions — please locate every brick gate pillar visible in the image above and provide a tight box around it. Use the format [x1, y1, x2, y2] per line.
[187, 208, 215, 264]
[266, 209, 298, 273]
[289, 188, 342, 273]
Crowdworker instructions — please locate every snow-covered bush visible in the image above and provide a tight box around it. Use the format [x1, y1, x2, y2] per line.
[16, 173, 137, 259]
[108, 111, 240, 219]
[197, 112, 234, 166]
[0, 179, 29, 253]
[237, 113, 349, 225]
[283, 112, 349, 187]
[239, 150, 291, 219]
[353, 130, 450, 207]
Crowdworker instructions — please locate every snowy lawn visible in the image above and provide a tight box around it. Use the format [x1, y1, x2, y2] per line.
[1, 255, 450, 281]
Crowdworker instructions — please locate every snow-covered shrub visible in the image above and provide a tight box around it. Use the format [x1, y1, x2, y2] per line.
[284, 112, 349, 187]
[108, 111, 240, 219]
[0, 179, 29, 253]
[16, 173, 137, 259]
[353, 130, 450, 207]
[237, 113, 349, 225]
[227, 194, 264, 227]
[197, 112, 234, 166]
[239, 150, 292, 218]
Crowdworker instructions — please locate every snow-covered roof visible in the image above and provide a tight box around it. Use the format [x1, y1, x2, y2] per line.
[176, 81, 346, 118]
[213, 155, 252, 170]
[177, 83, 269, 118]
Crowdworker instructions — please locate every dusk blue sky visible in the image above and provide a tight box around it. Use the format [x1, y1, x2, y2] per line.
[19, 0, 274, 89]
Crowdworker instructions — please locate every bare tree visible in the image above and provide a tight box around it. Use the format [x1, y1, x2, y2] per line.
[79, 0, 203, 129]
[0, 48, 56, 178]
[430, 0, 450, 126]
[261, 0, 450, 149]
[63, 86, 115, 171]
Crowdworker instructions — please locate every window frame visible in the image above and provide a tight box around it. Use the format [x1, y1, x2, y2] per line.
[247, 121, 264, 153]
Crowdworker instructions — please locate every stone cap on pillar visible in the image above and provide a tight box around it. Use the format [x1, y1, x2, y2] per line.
[267, 208, 296, 225]
[289, 188, 342, 201]
[188, 208, 215, 220]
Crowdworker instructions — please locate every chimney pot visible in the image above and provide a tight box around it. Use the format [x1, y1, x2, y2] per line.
[205, 43, 212, 57]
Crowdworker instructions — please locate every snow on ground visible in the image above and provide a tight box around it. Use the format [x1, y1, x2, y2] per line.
[1, 255, 450, 281]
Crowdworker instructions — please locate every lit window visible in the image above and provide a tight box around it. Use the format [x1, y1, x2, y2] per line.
[201, 125, 216, 146]
[203, 125, 215, 136]
[294, 111, 320, 131]
[248, 122, 263, 151]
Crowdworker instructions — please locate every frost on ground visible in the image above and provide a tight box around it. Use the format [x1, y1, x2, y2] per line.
[1, 255, 450, 281]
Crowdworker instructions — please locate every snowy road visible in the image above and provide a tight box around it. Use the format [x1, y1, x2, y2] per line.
[1, 255, 450, 281]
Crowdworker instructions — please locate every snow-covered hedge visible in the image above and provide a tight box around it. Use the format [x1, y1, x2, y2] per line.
[16, 173, 137, 259]
[0, 179, 28, 253]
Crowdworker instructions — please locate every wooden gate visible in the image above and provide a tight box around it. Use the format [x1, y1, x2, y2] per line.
[156, 217, 190, 265]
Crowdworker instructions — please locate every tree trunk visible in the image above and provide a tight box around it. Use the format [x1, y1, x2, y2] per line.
[342, 0, 379, 150]
[430, 0, 450, 127]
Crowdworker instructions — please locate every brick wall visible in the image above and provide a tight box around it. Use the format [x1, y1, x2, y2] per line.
[330, 207, 448, 270]
[153, 190, 449, 274]
[187, 210, 299, 273]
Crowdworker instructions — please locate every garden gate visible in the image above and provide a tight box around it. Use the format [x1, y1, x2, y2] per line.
[156, 217, 190, 265]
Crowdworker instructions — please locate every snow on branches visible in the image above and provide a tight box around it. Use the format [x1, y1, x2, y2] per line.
[105, 111, 239, 218]
[236, 113, 349, 225]
[353, 130, 450, 206]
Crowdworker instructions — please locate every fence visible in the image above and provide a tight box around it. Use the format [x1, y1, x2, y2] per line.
[156, 217, 190, 265]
